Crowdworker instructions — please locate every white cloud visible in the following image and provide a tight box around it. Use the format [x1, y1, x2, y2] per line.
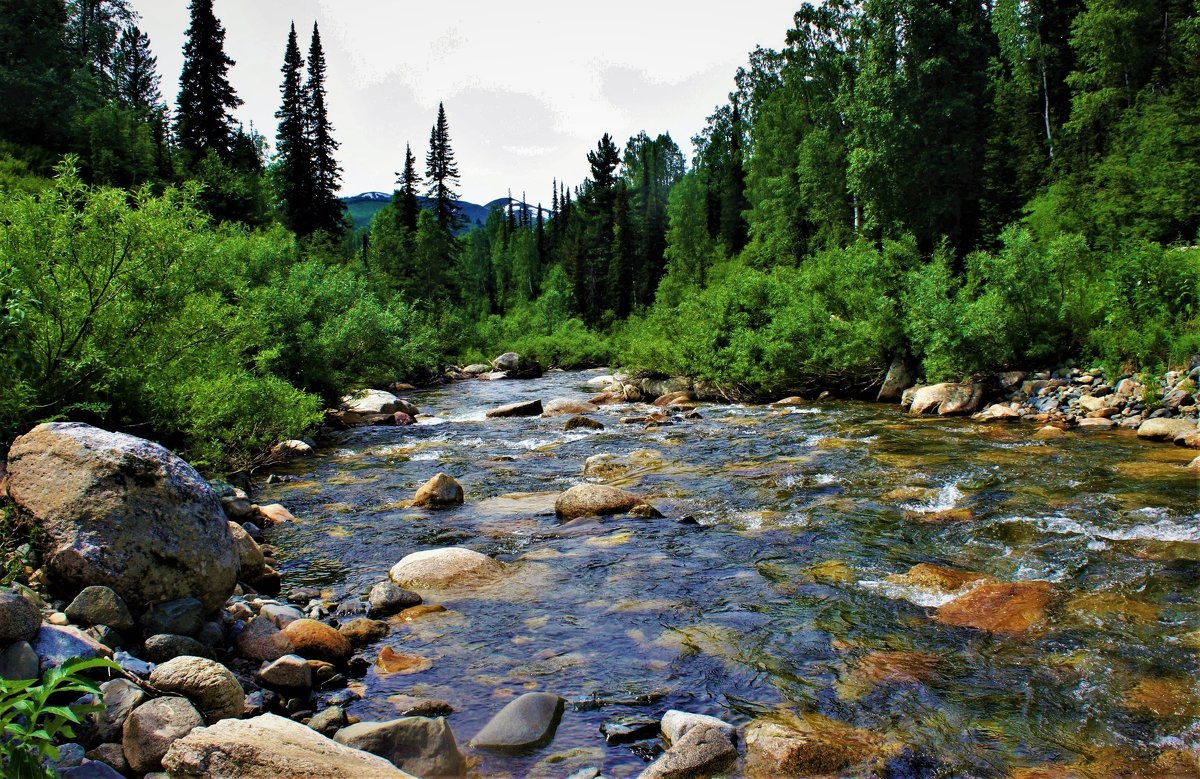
[133, 0, 798, 204]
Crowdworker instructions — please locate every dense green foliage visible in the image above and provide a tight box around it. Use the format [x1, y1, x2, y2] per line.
[0, 167, 437, 470]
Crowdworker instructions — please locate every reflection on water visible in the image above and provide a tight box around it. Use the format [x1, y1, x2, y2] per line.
[261, 369, 1200, 777]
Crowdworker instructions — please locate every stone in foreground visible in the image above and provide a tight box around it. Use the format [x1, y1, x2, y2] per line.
[123, 696, 205, 774]
[907, 383, 984, 416]
[64, 586, 134, 631]
[935, 581, 1052, 634]
[639, 721, 736, 779]
[485, 399, 544, 418]
[555, 484, 661, 521]
[412, 473, 464, 508]
[471, 692, 565, 751]
[162, 712, 414, 778]
[334, 717, 467, 777]
[149, 655, 245, 723]
[4, 422, 238, 611]
[389, 547, 507, 589]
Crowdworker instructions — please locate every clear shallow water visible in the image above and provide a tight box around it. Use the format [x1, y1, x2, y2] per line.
[261, 369, 1200, 777]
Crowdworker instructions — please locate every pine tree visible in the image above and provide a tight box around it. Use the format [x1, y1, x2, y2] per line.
[305, 22, 343, 235]
[274, 23, 311, 234]
[425, 102, 462, 231]
[175, 0, 241, 161]
[113, 25, 162, 116]
[395, 142, 420, 232]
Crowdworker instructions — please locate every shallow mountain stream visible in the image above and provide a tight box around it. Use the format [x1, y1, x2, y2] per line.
[260, 369, 1200, 777]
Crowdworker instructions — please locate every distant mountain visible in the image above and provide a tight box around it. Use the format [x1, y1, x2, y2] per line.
[341, 192, 546, 234]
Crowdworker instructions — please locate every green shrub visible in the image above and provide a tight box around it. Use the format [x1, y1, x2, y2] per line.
[0, 657, 118, 778]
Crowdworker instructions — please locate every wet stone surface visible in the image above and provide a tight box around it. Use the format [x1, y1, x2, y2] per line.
[261, 369, 1200, 777]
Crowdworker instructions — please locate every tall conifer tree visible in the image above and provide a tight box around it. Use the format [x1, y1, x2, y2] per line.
[175, 0, 241, 161]
[425, 102, 461, 231]
[305, 22, 343, 234]
[113, 25, 161, 115]
[274, 23, 311, 234]
[395, 142, 420, 232]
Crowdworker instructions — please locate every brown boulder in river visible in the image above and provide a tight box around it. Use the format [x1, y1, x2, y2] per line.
[412, 473, 464, 508]
[554, 484, 662, 520]
[485, 399, 543, 418]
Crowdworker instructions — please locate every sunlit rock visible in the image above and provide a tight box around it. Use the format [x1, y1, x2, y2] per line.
[412, 472, 464, 508]
[389, 547, 507, 589]
[554, 484, 661, 520]
[935, 581, 1052, 634]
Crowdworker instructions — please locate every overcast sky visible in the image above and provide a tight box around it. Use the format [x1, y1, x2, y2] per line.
[134, 1, 799, 205]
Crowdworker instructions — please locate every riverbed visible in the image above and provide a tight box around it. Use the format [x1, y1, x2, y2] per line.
[260, 369, 1200, 777]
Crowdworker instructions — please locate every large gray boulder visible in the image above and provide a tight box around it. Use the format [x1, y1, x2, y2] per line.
[4, 423, 238, 611]
[162, 713, 414, 778]
[334, 717, 467, 777]
[471, 692, 564, 751]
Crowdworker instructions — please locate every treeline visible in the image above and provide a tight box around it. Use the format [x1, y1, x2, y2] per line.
[2, 0, 1198, 468]
[429, 0, 1199, 392]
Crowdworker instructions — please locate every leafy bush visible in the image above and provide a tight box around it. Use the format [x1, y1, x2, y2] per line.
[0, 657, 118, 778]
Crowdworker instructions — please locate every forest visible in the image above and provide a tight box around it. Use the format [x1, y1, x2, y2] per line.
[1, 0, 1198, 472]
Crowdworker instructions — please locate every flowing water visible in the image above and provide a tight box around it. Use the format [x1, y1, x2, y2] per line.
[260, 369, 1200, 777]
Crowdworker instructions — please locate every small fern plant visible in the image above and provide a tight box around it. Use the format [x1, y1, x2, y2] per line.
[0, 656, 118, 778]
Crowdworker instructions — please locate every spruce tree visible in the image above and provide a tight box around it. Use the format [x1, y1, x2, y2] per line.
[396, 143, 420, 232]
[113, 25, 162, 116]
[274, 23, 311, 234]
[305, 22, 343, 234]
[175, 0, 241, 161]
[425, 102, 461, 231]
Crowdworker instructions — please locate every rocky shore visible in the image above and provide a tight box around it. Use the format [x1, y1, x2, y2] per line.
[1, 351, 1197, 778]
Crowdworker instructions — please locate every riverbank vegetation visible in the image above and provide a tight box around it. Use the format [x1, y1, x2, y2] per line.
[1, 0, 1198, 470]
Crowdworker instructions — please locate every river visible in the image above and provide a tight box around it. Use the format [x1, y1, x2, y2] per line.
[259, 368, 1200, 777]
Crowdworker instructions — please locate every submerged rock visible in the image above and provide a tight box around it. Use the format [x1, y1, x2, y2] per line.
[565, 415, 605, 431]
[412, 473, 464, 508]
[554, 484, 661, 521]
[472, 692, 565, 751]
[4, 422, 238, 611]
[389, 547, 507, 589]
[162, 712, 413, 778]
[742, 715, 876, 777]
[368, 581, 422, 617]
[935, 581, 1052, 634]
